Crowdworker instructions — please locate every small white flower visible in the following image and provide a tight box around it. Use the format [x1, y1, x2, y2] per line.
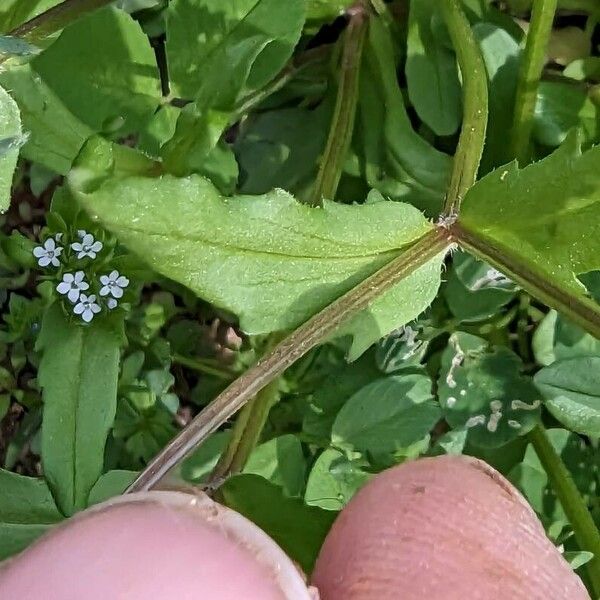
[57, 271, 90, 303]
[99, 270, 129, 299]
[71, 233, 103, 260]
[106, 298, 118, 310]
[33, 238, 63, 268]
[74, 294, 101, 323]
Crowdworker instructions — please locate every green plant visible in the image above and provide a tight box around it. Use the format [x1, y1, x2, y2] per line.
[0, 0, 599, 593]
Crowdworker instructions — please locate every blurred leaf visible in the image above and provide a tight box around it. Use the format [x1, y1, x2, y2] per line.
[87, 469, 137, 505]
[438, 333, 541, 448]
[406, 0, 461, 135]
[74, 173, 444, 359]
[0, 65, 93, 174]
[305, 448, 370, 511]
[0, 84, 22, 213]
[534, 82, 599, 148]
[0, 1, 61, 32]
[245, 434, 306, 497]
[564, 57, 600, 83]
[220, 473, 336, 574]
[444, 250, 517, 322]
[37, 303, 124, 515]
[181, 431, 231, 483]
[332, 374, 440, 455]
[357, 17, 451, 216]
[33, 7, 161, 134]
[166, 0, 305, 101]
[0, 469, 62, 560]
[535, 356, 600, 437]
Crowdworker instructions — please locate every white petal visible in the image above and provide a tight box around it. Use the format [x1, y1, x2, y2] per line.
[111, 286, 124, 299]
[38, 256, 51, 267]
[67, 289, 81, 303]
[87, 295, 97, 303]
[79, 294, 89, 303]
[57, 282, 71, 294]
[82, 309, 94, 323]
[63, 273, 75, 283]
[99, 285, 111, 296]
[116, 276, 129, 288]
[82, 233, 94, 245]
[33, 246, 46, 258]
[50, 257, 61, 267]
[91, 303, 101, 314]
[44, 238, 56, 251]
[90, 241, 103, 252]
[74, 271, 86, 282]
[54, 247, 63, 256]
[87, 251, 97, 259]
[71, 243, 83, 252]
[100, 275, 110, 285]
[107, 298, 118, 310]
[77, 251, 86, 259]
[109, 270, 119, 280]
[73, 303, 85, 315]
[79, 281, 90, 291]
[77, 230, 87, 238]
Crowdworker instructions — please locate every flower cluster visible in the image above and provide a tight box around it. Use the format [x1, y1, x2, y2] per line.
[32, 230, 129, 323]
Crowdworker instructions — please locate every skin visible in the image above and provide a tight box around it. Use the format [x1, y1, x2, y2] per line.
[311, 454, 590, 599]
[0, 490, 314, 600]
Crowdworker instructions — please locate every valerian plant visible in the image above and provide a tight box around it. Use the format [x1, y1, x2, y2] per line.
[0, 0, 599, 593]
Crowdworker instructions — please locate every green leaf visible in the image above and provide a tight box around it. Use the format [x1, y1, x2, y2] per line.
[244, 434, 306, 497]
[0, 1, 61, 33]
[37, 303, 124, 516]
[166, 0, 305, 102]
[0, 65, 93, 174]
[73, 173, 443, 359]
[532, 310, 600, 366]
[438, 333, 541, 448]
[0, 469, 63, 560]
[534, 82, 600, 148]
[357, 17, 451, 216]
[534, 357, 600, 437]
[180, 431, 231, 483]
[220, 473, 336, 574]
[32, 7, 161, 134]
[331, 374, 441, 455]
[406, 0, 461, 136]
[444, 250, 517, 322]
[375, 322, 429, 373]
[473, 21, 520, 173]
[87, 470, 138, 505]
[305, 448, 370, 511]
[0, 84, 21, 212]
[459, 135, 600, 330]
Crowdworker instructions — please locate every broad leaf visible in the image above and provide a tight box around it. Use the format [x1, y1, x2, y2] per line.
[357, 17, 451, 216]
[332, 374, 440, 455]
[166, 0, 305, 102]
[0, 469, 63, 560]
[0, 84, 21, 212]
[0, 1, 60, 33]
[37, 303, 123, 515]
[535, 357, 600, 437]
[32, 7, 161, 134]
[305, 448, 370, 511]
[406, 0, 461, 136]
[0, 65, 92, 174]
[87, 470, 138, 505]
[459, 136, 600, 327]
[220, 473, 336, 574]
[438, 333, 541, 448]
[74, 174, 444, 359]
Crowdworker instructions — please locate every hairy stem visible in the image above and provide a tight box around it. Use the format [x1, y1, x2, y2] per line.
[453, 223, 600, 339]
[126, 227, 452, 492]
[510, 0, 558, 164]
[9, 0, 115, 41]
[209, 379, 280, 483]
[528, 425, 600, 596]
[440, 0, 488, 215]
[308, 5, 367, 207]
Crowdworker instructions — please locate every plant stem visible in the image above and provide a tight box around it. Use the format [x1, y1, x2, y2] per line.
[209, 379, 280, 483]
[126, 227, 452, 493]
[453, 223, 600, 339]
[172, 354, 234, 380]
[528, 424, 600, 596]
[308, 4, 367, 207]
[510, 0, 558, 165]
[9, 0, 115, 42]
[440, 0, 488, 216]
